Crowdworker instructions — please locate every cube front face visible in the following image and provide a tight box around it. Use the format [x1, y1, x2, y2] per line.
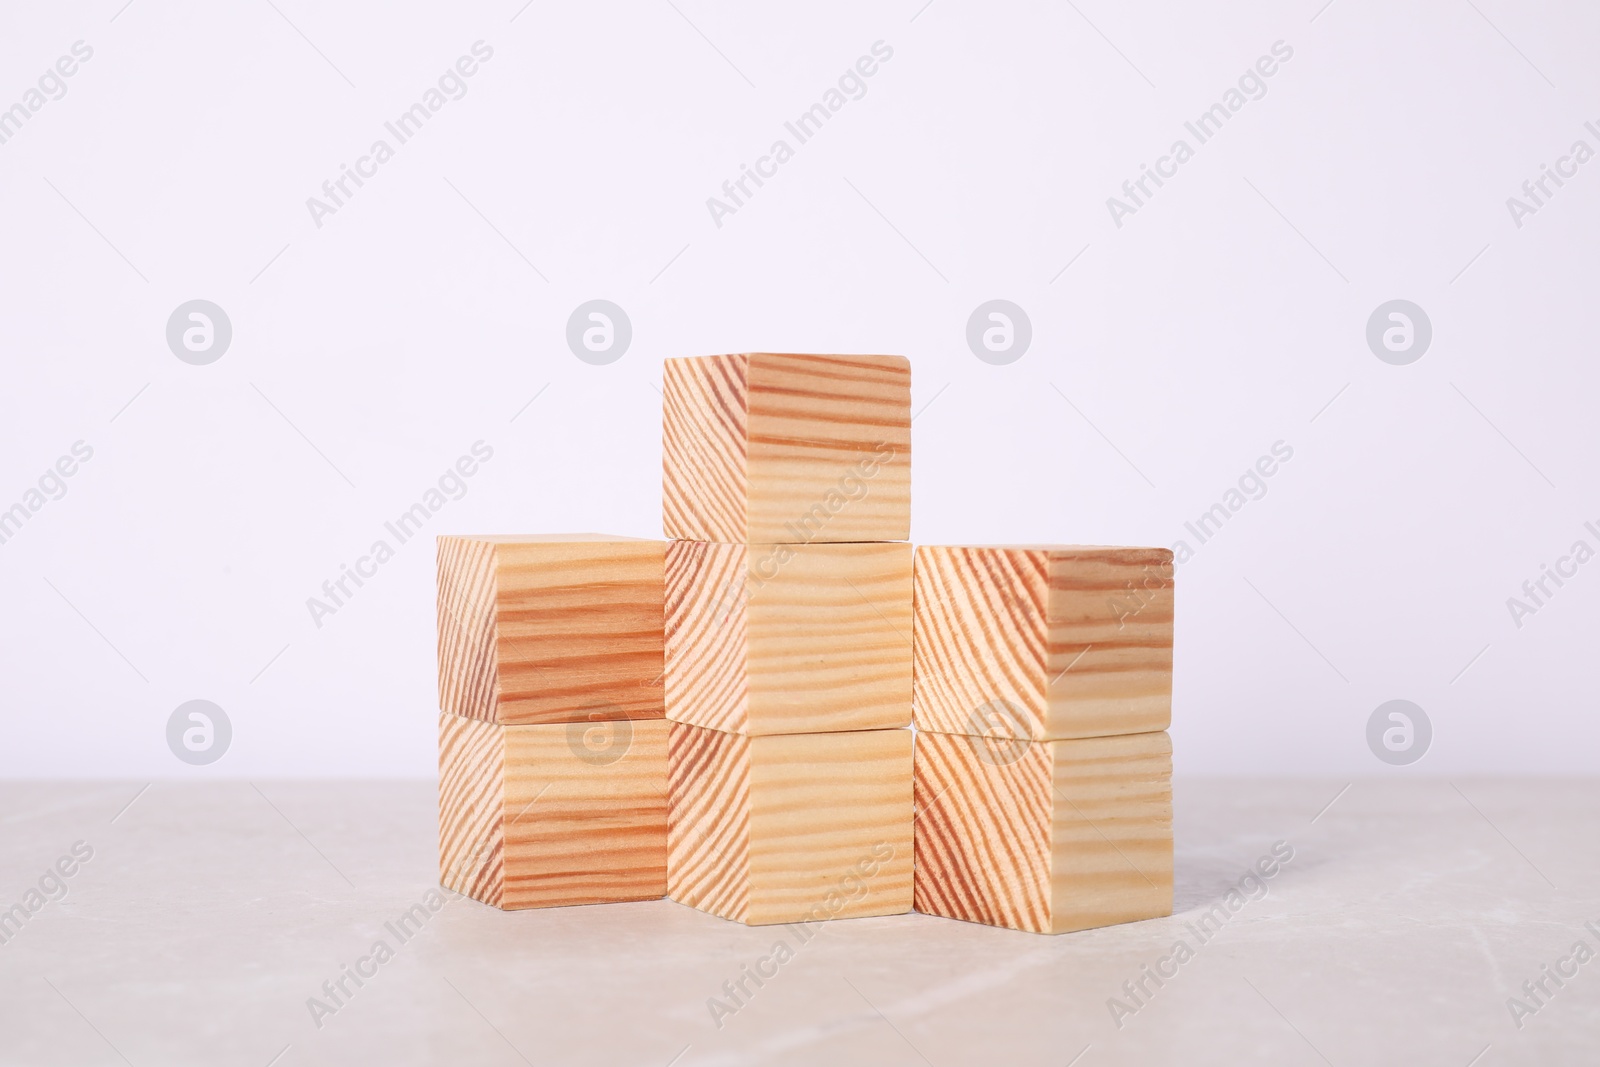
[1046, 548, 1173, 739]
[666, 722, 914, 926]
[912, 730, 1054, 932]
[665, 541, 913, 735]
[913, 545, 1173, 741]
[747, 729, 914, 925]
[438, 535, 666, 726]
[439, 714, 668, 910]
[913, 546, 1050, 740]
[912, 730, 1173, 934]
[662, 353, 911, 544]
[1049, 730, 1173, 933]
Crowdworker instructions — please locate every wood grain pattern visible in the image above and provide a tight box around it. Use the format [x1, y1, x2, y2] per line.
[437, 534, 665, 725]
[662, 353, 911, 544]
[663, 355, 747, 548]
[1047, 547, 1174, 740]
[439, 711, 506, 905]
[913, 545, 1173, 740]
[913, 730, 1172, 934]
[664, 540, 912, 735]
[747, 729, 914, 925]
[662, 540, 749, 735]
[913, 546, 1047, 742]
[665, 719, 750, 921]
[438, 713, 668, 910]
[666, 722, 914, 925]
[1049, 730, 1173, 933]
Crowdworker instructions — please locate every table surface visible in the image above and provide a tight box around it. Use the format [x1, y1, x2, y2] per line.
[0, 779, 1594, 1066]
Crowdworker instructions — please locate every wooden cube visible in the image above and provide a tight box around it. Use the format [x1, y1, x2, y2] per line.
[664, 540, 912, 735]
[662, 353, 911, 544]
[666, 722, 913, 925]
[913, 545, 1173, 740]
[913, 729, 1172, 934]
[437, 534, 665, 726]
[438, 713, 668, 909]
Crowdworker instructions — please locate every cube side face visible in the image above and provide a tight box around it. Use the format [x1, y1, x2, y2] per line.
[746, 729, 914, 925]
[438, 713, 506, 906]
[1045, 548, 1174, 739]
[744, 353, 911, 543]
[666, 722, 751, 923]
[911, 731, 1053, 933]
[491, 540, 666, 725]
[1048, 731, 1173, 934]
[664, 541, 751, 733]
[663, 354, 750, 542]
[499, 721, 668, 909]
[437, 536, 502, 723]
[912, 546, 1050, 739]
[745, 542, 913, 735]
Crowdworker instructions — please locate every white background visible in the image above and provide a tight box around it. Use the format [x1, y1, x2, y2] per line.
[2, 0, 1596, 777]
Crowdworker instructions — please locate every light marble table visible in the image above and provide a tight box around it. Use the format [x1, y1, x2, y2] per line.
[1, 779, 1594, 1066]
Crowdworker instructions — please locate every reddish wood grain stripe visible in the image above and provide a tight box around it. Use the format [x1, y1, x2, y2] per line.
[438, 713, 505, 906]
[666, 722, 751, 922]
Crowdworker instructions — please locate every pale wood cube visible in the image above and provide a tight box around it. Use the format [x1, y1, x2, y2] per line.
[913, 729, 1173, 933]
[662, 353, 911, 544]
[438, 714, 668, 909]
[437, 534, 665, 726]
[664, 540, 912, 735]
[913, 545, 1174, 740]
[666, 722, 913, 925]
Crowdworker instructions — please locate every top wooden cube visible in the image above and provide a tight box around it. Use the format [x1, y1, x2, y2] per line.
[913, 545, 1174, 740]
[662, 353, 911, 544]
[437, 534, 665, 725]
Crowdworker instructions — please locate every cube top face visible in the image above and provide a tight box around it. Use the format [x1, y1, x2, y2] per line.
[913, 545, 1173, 740]
[437, 535, 665, 726]
[912, 730, 1172, 934]
[438, 715, 669, 910]
[664, 540, 913, 735]
[666, 723, 914, 926]
[662, 353, 911, 543]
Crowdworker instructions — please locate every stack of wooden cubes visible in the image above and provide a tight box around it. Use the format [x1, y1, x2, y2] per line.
[435, 534, 670, 908]
[435, 352, 1175, 935]
[910, 546, 1175, 933]
[660, 353, 917, 924]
